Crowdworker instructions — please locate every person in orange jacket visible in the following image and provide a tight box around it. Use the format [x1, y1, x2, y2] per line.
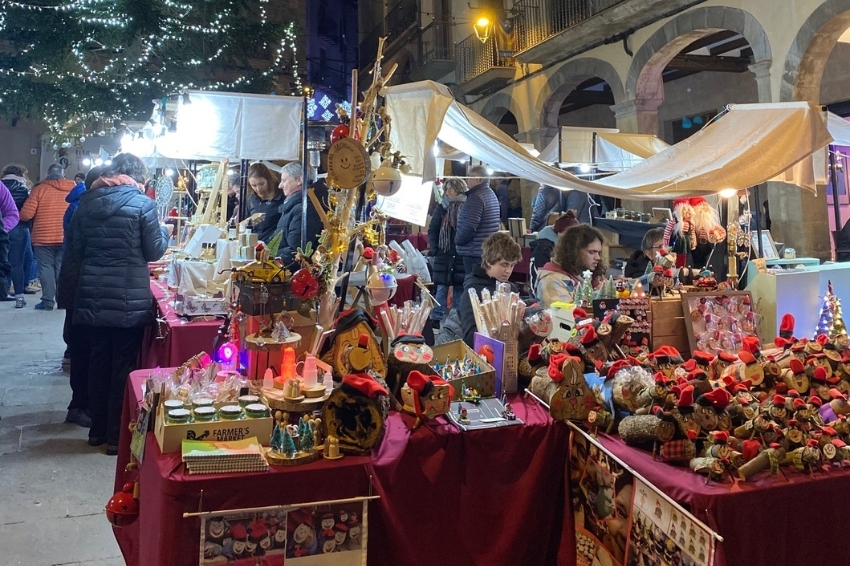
[20, 163, 74, 310]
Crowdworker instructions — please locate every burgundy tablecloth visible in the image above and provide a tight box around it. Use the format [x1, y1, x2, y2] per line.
[388, 232, 428, 252]
[597, 433, 850, 566]
[139, 280, 222, 369]
[114, 370, 570, 566]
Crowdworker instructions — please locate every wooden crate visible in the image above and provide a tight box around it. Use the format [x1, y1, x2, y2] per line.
[430, 340, 497, 398]
[649, 295, 690, 357]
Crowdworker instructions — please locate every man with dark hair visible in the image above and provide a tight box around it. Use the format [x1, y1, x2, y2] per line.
[455, 165, 500, 273]
[20, 163, 74, 310]
[624, 227, 665, 278]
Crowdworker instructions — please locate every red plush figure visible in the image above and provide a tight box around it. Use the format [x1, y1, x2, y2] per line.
[775, 313, 796, 349]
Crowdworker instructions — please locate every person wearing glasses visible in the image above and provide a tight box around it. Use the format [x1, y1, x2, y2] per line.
[536, 224, 606, 308]
[624, 227, 665, 279]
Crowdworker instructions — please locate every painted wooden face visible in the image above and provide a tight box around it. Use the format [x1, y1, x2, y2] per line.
[419, 383, 451, 419]
[782, 370, 810, 394]
[673, 410, 701, 437]
[583, 341, 608, 366]
[695, 404, 719, 431]
[716, 411, 732, 432]
[549, 358, 594, 422]
[742, 363, 765, 386]
[392, 341, 433, 365]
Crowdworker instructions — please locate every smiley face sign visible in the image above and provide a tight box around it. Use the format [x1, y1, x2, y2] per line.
[328, 137, 370, 189]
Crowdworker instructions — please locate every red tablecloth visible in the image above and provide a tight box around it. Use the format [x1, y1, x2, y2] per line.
[596, 433, 850, 566]
[115, 370, 570, 566]
[388, 232, 428, 252]
[139, 280, 222, 369]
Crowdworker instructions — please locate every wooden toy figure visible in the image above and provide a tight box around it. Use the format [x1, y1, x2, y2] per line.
[400, 370, 453, 428]
[669, 385, 701, 439]
[530, 353, 595, 422]
[322, 309, 387, 380]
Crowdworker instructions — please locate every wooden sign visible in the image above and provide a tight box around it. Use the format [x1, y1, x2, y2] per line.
[327, 137, 370, 189]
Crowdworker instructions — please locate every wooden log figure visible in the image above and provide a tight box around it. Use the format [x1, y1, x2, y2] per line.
[321, 309, 387, 380]
[529, 353, 595, 422]
[322, 373, 390, 455]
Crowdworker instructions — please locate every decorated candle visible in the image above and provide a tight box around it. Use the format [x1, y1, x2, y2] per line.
[302, 354, 318, 388]
[281, 347, 297, 380]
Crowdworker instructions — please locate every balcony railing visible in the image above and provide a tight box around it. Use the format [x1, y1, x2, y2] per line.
[455, 32, 511, 86]
[416, 21, 453, 66]
[512, 0, 628, 54]
[359, 0, 419, 70]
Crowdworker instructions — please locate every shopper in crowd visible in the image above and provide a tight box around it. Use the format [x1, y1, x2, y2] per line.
[427, 177, 467, 327]
[67, 154, 169, 454]
[530, 185, 562, 232]
[64, 171, 88, 247]
[244, 162, 283, 244]
[57, 166, 104, 429]
[0, 214, 10, 285]
[457, 232, 522, 346]
[494, 174, 510, 227]
[536, 224, 606, 307]
[274, 162, 323, 268]
[20, 163, 74, 310]
[2, 164, 32, 306]
[455, 165, 500, 273]
[226, 181, 240, 221]
[624, 227, 665, 279]
[0, 178, 19, 301]
[530, 210, 579, 294]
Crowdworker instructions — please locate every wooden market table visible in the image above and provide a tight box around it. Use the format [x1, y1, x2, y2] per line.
[139, 280, 223, 369]
[113, 369, 571, 566]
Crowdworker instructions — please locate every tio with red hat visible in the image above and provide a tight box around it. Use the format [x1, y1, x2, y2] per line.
[400, 370, 453, 425]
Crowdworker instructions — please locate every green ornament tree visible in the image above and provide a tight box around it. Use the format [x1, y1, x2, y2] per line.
[282, 427, 297, 457]
[299, 418, 314, 451]
[0, 0, 302, 143]
[270, 423, 284, 452]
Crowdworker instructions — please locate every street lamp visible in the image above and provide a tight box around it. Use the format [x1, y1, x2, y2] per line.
[474, 16, 492, 43]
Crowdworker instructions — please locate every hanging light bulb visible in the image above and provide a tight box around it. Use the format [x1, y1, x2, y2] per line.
[474, 16, 492, 43]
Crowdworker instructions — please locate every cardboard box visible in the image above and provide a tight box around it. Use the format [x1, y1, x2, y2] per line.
[430, 340, 497, 398]
[154, 398, 273, 454]
[649, 296, 689, 356]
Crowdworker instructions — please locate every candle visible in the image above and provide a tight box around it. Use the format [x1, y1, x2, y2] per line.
[302, 354, 318, 388]
[281, 347, 297, 380]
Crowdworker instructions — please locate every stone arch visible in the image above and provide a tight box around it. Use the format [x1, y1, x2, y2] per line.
[480, 92, 529, 134]
[535, 57, 626, 132]
[781, 0, 850, 102]
[625, 6, 772, 103]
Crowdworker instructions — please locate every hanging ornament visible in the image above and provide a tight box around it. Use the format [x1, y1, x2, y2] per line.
[330, 124, 349, 145]
[291, 268, 320, 300]
[370, 160, 402, 197]
[104, 482, 139, 527]
[79, 136, 86, 142]
[52, 144, 59, 151]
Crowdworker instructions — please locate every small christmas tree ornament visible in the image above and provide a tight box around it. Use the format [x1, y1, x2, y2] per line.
[815, 281, 848, 339]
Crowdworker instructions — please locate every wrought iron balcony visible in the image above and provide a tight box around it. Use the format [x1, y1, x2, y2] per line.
[511, 0, 697, 65]
[410, 20, 455, 81]
[454, 32, 514, 96]
[359, 0, 419, 70]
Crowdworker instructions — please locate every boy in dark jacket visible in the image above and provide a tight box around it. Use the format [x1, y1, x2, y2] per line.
[457, 232, 522, 347]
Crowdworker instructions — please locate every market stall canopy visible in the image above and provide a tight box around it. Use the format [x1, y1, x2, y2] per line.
[126, 91, 303, 162]
[384, 81, 832, 200]
[537, 128, 670, 171]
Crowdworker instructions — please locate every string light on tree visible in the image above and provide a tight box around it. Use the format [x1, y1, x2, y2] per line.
[815, 280, 848, 338]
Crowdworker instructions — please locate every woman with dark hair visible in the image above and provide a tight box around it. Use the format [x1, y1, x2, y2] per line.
[536, 224, 606, 307]
[1, 164, 32, 307]
[427, 177, 467, 326]
[245, 162, 283, 243]
[66, 153, 170, 454]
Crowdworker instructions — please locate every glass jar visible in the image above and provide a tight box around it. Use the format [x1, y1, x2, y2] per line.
[193, 406, 217, 422]
[784, 247, 796, 259]
[219, 405, 244, 420]
[245, 403, 270, 419]
[238, 395, 260, 408]
[192, 398, 214, 410]
[167, 408, 191, 424]
[163, 399, 185, 412]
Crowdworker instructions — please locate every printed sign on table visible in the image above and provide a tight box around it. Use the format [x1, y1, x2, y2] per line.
[199, 501, 368, 566]
[626, 478, 715, 566]
[570, 429, 634, 566]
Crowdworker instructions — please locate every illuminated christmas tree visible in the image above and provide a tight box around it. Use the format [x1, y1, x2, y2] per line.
[0, 0, 301, 143]
[815, 281, 848, 338]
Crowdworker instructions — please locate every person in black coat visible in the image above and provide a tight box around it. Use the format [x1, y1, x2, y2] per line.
[65, 154, 169, 454]
[457, 232, 522, 347]
[57, 166, 105, 429]
[245, 162, 283, 243]
[427, 177, 467, 325]
[274, 162, 323, 269]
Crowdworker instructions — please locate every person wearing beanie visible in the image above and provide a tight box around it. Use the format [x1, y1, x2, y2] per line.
[624, 227, 665, 279]
[530, 210, 579, 295]
[536, 224, 606, 308]
[1, 164, 34, 306]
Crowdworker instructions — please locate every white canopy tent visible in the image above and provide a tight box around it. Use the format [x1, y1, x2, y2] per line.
[384, 81, 833, 200]
[122, 90, 303, 162]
